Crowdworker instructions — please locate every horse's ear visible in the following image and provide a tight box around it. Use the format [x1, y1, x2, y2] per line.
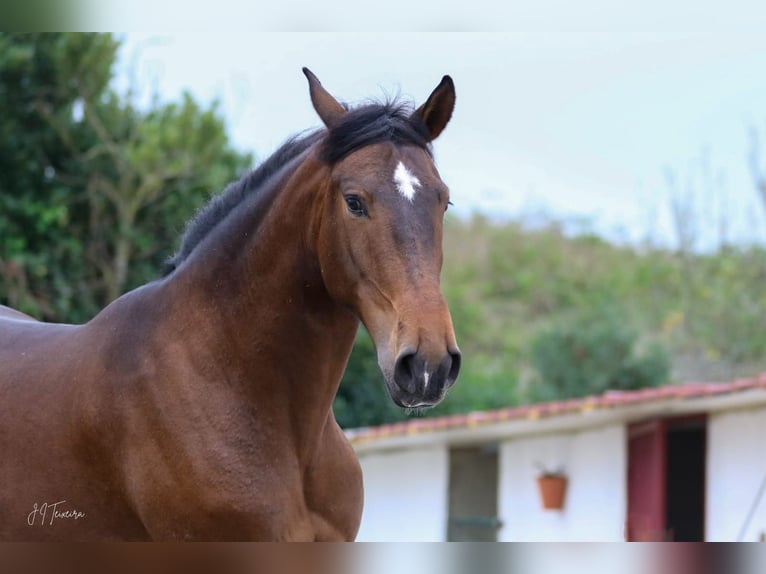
[303, 67, 346, 129]
[412, 75, 455, 142]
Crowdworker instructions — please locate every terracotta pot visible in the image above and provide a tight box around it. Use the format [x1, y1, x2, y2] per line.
[536, 475, 568, 510]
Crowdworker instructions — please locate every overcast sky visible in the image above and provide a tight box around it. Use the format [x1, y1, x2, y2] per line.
[115, 29, 766, 249]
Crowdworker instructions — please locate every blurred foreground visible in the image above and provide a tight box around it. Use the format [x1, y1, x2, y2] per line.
[0, 544, 762, 574]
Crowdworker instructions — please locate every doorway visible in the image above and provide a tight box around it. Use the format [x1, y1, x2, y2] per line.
[627, 415, 706, 541]
[447, 445, 500, 541]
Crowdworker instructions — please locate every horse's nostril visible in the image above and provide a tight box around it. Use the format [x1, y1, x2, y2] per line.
[448, 350, 462, 384]
[394, 352, 418, 394]
[393, 348, 460, 399]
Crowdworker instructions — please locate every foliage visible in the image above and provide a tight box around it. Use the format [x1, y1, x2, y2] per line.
[442, 215, 766, 383]
[0, 33, 251, 321]
[0, 34, 116, 319]
[528, 305, 670, 401]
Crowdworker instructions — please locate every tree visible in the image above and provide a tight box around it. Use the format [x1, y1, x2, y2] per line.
[0, 34, 115, 318]
[529, 305, 670, 402]
[0, 33, 251, 321]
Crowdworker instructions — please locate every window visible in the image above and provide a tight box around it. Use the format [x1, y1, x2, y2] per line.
[447, 445, 501, 541]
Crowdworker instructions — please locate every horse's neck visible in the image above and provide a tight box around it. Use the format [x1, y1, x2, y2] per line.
[166, 158, 358, 448]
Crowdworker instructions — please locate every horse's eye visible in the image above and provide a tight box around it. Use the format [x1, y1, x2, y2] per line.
[445, 200, 454, 212]
[344, 195, 368, 217]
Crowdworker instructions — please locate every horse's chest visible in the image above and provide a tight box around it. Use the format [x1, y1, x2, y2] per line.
[299, 438, 364, 541]
[127, 426, 363, 541]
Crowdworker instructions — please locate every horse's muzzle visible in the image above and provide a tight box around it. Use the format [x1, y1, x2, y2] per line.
[390, 347, 461, 408]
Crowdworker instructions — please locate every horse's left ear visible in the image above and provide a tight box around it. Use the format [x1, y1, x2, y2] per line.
[412, 75, 456, 142]
[303, 67, 346, 128]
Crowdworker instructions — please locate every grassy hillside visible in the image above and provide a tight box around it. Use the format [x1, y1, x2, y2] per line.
[335, 214, 766, 428]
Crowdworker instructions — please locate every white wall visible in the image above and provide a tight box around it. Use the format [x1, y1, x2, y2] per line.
[355, 445, 449, 541]
[498, 424, 627, 541]
[707, 406, 766, 541]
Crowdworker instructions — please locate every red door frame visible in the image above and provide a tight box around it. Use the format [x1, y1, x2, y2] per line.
[627, 419, 668, 541]
[626, 415, 707, 541]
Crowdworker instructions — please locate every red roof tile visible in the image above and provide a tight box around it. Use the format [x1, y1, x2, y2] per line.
[346, 373, 766, 445]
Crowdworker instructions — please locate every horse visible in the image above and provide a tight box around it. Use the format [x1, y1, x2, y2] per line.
[0, 68, 461, 541]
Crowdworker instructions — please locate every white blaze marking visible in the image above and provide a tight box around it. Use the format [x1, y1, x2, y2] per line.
[394, 161, 421, 201]
[423, 371, 430, 389]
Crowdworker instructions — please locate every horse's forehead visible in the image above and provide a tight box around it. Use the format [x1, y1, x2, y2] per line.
[336, 144, 438, 192]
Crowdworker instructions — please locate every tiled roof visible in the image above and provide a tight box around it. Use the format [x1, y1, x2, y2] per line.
[346, 373, 766, 445]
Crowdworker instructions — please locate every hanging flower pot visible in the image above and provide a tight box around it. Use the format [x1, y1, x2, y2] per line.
[536, 473, 568, 511]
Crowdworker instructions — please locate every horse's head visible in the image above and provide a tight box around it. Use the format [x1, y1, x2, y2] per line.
[305, 69, 461, 409]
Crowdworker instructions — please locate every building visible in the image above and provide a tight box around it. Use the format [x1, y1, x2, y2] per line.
[348, 374, 766, 542]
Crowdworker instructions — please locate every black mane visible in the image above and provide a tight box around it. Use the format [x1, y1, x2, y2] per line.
[162, 131, 322, 275]
[163, 99, 430, 276]
[320, 100, 432, 163]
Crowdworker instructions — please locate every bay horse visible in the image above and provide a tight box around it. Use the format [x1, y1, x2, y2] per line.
[0, 69, 460, 541]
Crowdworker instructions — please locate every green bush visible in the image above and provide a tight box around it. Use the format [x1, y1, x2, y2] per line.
[529, 305, 670, 401]
[428, 352, 519, 416]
